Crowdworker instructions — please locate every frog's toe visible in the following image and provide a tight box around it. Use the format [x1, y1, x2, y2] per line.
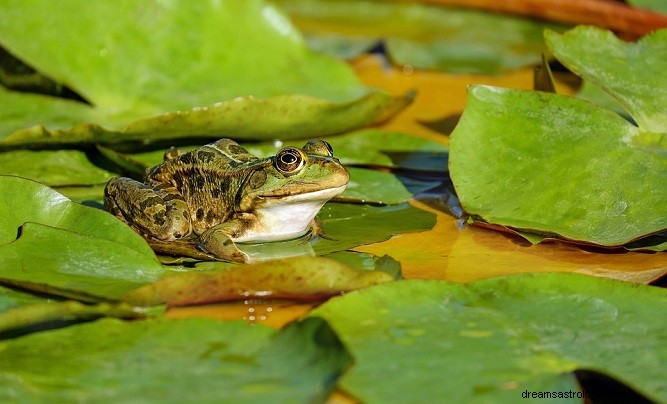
[198, 230, 248, 263]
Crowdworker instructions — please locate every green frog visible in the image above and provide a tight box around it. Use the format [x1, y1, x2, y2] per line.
[104, 138, 349, 263]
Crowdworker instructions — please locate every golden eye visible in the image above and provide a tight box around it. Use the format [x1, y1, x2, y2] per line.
[275, 147, 304, 175]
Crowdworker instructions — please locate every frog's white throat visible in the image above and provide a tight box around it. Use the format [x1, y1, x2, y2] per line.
[233, 184, 347, 243]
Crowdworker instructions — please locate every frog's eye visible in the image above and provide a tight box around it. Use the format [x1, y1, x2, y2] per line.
[302, 139, 334, 157]
[275, 147, 305, 175]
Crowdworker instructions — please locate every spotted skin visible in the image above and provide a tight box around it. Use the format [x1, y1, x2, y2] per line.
[104, 138, 349, 262]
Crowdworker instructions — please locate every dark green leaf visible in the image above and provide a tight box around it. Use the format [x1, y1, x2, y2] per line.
[312, 273, 667, 403]
[0, 317, 350, 402]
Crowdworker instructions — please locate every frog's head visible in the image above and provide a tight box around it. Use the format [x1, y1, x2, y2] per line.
[238, 139, 349, 211]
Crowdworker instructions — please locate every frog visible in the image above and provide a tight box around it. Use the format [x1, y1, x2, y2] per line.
[104, 138, 349, 263]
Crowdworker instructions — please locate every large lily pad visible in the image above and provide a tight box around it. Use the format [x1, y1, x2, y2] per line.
[0, 149, 115, 186]
[311, 273, 667, 403]
[0, 176, 163, 300]
[0, 0, 407, 144]
[450, 27, 667, 248]
[0, 317, 350, 402]
[275, 0, 561, 74]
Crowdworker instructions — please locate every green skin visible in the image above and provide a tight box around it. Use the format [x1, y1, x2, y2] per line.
[104, 139, 349, 263]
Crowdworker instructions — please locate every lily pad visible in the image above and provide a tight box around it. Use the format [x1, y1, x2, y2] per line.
[449, 28, 667, 248]
[123, 256, 395, 307]
[275, 0, 561, 74]
[0, 300, 149, 336]
[0, 0, 408, 144]
[313, 202, 437, 255]
[0, 176, 163, 300]
[311, 273, 667, 403]
[0, 175, 155, 253]
[0, 149, 115, 186]
[0, 317, 350, 402]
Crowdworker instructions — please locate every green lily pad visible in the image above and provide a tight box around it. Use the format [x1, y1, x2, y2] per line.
[0, 176, 163, 300]
[0, 175, 155, 254]
[275, 0, 562, 74]
[313, 202, 437, 255]
[545, 27, 667, 134]
[0, 149, 115, 186]
[311, 273, 667, 403]
[0, 317, 350, 402]
[1, 92, 411, 147]
[0, 300, 149, 336]
[0, 222, 164, 301]
[123, 256, 395, 307]
[0, 0, 408, 145]
[450, 28, 667, 247]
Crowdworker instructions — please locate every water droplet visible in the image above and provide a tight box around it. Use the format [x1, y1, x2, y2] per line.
[402, 64, 414, 75]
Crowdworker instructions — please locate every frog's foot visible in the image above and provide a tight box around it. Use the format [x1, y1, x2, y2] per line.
[309, 218, 337, 241]
[198, 226, 249, 263]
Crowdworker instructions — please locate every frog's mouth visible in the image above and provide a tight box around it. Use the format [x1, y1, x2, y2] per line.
[260, 184, 347, 203]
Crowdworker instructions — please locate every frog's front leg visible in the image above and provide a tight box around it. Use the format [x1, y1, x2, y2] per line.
[197, 217, 254, 263]
[104, 177, 192, 240]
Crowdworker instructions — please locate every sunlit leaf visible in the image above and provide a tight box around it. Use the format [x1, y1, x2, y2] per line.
[0, 317, 350, 402]
[0, 0, 408, 144]
[312, 273, 667, 403]
[0, 223, 164, 301]
[275, 0, 562, 74]
[545, 27, 667, 133]
[0, 149, 115, 186]
[450, 84, 665, 247]
[0, 176, 162, 300]
[123, 257, 395, 306]
[1, 92, 411, 147]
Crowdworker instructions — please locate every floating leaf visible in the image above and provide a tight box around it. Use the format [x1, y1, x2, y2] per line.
[450, 63, 666, 246]
[123, 257, 395, 307]
[0, 175, 154, 253]
[312, 273, 667, 403]
[0, 0, 408, 144]
[0, 317, 350, 402]
[1, 92, 411, 147]
[0, 223, 164, 301]
[275, 0, 561, 74]
[0, 149, 115, 186]
[313, 202, 437, 255]
[0, 176, 162, 300]
[0, 300, 148, 336]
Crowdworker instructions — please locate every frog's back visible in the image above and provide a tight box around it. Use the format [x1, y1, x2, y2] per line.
[146, 139, 264, 230]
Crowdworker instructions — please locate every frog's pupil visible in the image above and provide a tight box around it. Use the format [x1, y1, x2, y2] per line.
[282, 153, 297, 164]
